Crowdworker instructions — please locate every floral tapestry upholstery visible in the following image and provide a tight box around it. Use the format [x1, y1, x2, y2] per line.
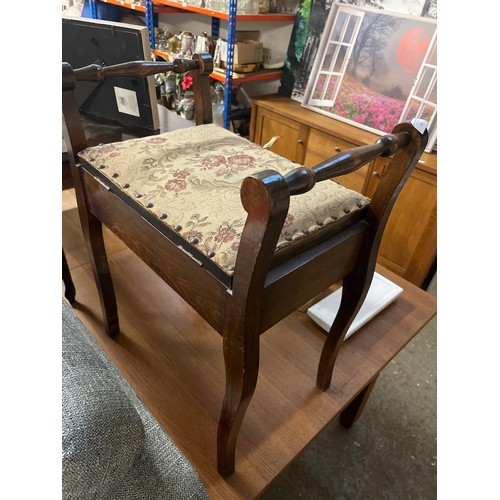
[79, 124, 370, 279]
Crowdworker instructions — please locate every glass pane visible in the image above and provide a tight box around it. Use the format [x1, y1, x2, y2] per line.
[342, 15, 359, 44]
[427, 38, 437, 66]
[414, 67, 434, 99]
[333, 45, 348, 73]
[429, 78, 437, 103]
[422, 77, 437, 104]
[401, 98, 422, 121]
[402, 99, 436, 124]
[325, 75, 339, 100]
[332, 12, 348, 42]
[321, 43, 336, 72]
[420, 103, 436, 122]
[312, 74, 328, 100]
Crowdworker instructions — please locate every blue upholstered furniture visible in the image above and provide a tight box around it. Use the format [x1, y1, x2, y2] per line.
[62, 298, 208, 499]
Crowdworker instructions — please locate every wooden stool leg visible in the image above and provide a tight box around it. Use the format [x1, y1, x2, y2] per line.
[62, 248, 76, 304]
[217, 328, 260, 477]
[339, 375, 378, 428]
[84, 212, 119, 337]
[316, 273, 368, 391]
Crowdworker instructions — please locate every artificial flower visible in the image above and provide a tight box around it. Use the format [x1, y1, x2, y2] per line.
[181, 74, 193, 91]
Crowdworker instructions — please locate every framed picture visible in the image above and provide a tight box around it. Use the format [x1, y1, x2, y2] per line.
[283, 0, 436, 102]
[301, 4, 437, 151]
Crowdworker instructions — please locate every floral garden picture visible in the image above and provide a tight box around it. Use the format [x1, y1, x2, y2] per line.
[302, 5, 437, 137]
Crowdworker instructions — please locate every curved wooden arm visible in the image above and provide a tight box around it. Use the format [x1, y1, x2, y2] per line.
[232, 170, 290, 301]
[282, 131, 411, 195]
[71, 52, 213, 81]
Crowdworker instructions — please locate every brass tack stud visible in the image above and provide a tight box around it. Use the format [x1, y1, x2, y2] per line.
[135, 193, 142, 198]
[112, 172, 119, 178]
[159, 213, 168, 219]
[174, 225, 182, 231]
[99, 164, 106, 169]
[123, 183, 130, 188]
[285, 235, 293, 241]
[343, 208, 350, 214]
[208, 251, 216, 258]
[316, 221, 324, 226]
[190, 237, 199, 244]
[228, 265, 235, 272]
[146, 202, 154, 208]
[356, 201, 363, 208]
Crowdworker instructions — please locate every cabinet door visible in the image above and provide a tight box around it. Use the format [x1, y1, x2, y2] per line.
[304, 129, 369, 193]
[366, 158, 437, 286]
[252, 108, 307, 164]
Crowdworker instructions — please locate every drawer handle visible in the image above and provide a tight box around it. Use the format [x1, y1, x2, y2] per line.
[262, 135, 281, 149]
[297, 139, 304, 145]
[334, 147, 341, 152]
[372, 171, 380, 178]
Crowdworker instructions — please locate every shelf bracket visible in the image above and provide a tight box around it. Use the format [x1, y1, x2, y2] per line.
[145, 0, 156, 50]
[89, 0, 98, 18]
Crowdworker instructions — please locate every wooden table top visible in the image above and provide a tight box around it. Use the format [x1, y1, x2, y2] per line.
[63, 189, 437, 499]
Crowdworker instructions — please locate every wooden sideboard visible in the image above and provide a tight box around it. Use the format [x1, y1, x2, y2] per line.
[249, 94, 437, 288]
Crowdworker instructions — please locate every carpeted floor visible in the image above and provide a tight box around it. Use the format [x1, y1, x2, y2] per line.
[261, 275, 437, 500]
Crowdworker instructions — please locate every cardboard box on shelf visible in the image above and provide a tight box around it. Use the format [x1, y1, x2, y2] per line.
[220, 31, 263, 65]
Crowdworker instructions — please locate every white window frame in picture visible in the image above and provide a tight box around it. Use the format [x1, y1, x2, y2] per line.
[400, 30, 437, 151]
[306, 6, 365, 108]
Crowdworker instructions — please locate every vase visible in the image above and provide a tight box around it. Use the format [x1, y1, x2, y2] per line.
[181, 109, 194, 120]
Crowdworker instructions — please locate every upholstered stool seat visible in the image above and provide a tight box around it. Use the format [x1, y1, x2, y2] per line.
[79, 124, 370, 287]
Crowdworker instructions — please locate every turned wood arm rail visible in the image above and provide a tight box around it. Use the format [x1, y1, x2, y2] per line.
[282, 131, 410, 195]
[71, 53, 213, 81]
[235, 122, 426, 324]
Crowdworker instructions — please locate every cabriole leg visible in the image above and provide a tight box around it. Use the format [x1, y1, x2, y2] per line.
[339, 375, 379, 428]
[62, 248, 76, 304]
[217, 328, 260, 477]
[83, 212, 119, 337]
[316, 273, 369, 391]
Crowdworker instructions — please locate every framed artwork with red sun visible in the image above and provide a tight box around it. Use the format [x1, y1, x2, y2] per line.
[302, 4, 437, 151]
